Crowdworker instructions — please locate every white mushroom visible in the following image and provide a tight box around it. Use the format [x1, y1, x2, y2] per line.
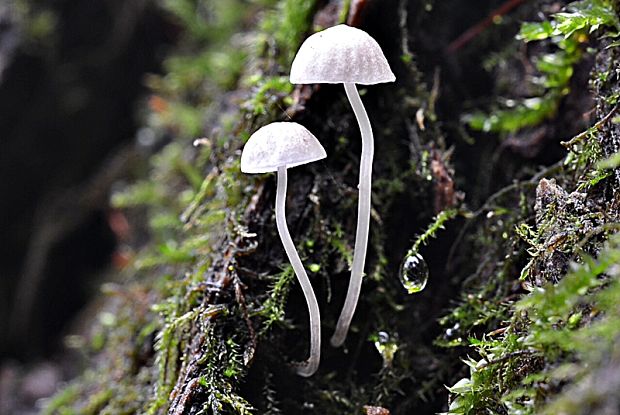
[241, 122, 326, 377]
[290, 24, 395, 347]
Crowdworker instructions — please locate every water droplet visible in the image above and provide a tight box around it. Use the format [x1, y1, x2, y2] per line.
[445, 322, 460, 340]
[399, 253, 429, 294]
[437, 322, 464, 347]
[371, 331, 398, 367]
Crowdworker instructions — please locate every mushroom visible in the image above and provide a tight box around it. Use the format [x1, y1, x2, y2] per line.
[290, 24, 395, 347]
[240, 122, 326, 377]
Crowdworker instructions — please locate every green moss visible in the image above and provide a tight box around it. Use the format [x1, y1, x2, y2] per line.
[339, 0, 352, 25]
[83, 389, 114, 415]
[259, 0, 317, 66]
[467, 0, 619, 134]
[43, 385, 80, 415]
[406, 208, 459, 256]
[443, 19, 620, 406]
[443, 234, 620, 415]
[43, 0, 620, 414]
[254, 265, 295, 334]
[162, 0, 249, 43]
[243, 75, 293, 116]
[466, 93, 562, 133]
[46, 0, 326, 412]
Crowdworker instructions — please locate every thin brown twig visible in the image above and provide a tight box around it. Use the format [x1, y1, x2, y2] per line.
[446, 0, 527, 54]
[561, 104, 619, 149]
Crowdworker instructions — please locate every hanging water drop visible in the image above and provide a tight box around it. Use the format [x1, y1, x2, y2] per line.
[399, 252, 429, 294]
[371, 331, 398, 367]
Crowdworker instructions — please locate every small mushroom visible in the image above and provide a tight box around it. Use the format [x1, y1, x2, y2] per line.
[240, 122, 326, 377]
[290, 24, 395, 347]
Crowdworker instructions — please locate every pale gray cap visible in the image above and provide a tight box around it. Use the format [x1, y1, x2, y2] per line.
[290, 24, 395, 85]
[241, 122, 326, 174]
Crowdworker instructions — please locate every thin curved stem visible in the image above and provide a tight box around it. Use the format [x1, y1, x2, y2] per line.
[275, 166, 321, 377]
[331, 82, 374, 347]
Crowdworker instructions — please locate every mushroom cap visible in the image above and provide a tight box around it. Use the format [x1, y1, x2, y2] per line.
[240, 122, 326, 174]
[290, 24, 395, 85]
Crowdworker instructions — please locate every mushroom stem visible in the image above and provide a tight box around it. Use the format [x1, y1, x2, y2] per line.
[331, 82, 374, 347]
[275, 165, 321, 377]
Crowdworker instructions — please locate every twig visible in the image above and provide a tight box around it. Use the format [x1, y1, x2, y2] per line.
[346, 0, 369, 27]
[446, 0, 526, 54]
[561, 104, 619, 149]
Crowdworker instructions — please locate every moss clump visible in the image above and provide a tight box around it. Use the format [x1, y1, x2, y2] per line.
[465, 0, 619, 134]
[440, 1, 620, 414]
[44, 0, 620, 414]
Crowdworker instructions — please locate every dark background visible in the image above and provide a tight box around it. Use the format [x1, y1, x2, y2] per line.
[0, 0, 172, 362]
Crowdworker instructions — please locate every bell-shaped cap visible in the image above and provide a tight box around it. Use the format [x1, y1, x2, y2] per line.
[241, 122, 326, 174]
[290, 24, 395, 85]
